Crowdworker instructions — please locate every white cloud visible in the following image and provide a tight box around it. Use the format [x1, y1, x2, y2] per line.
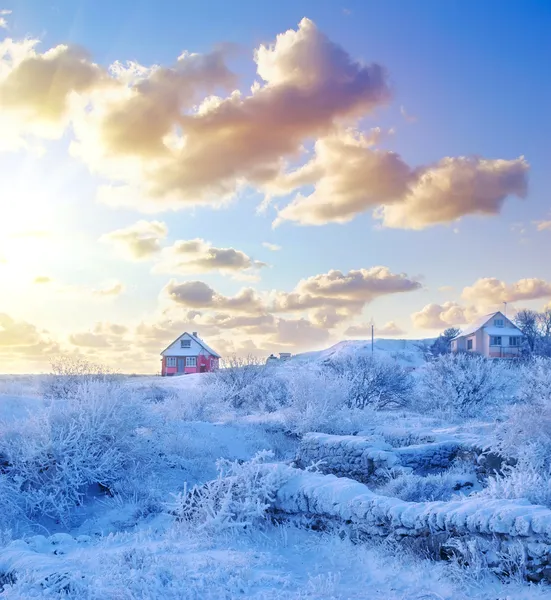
[100, 220, 168, 260]
[70, 18, 390, 211]
[274, 130, 528, 229]
[154, 238, 266, 276]
[262, 242, 281, 251]
[411, 302, 478, 330]
[462, 277, 551, 305]
[0, 8, 11, 29]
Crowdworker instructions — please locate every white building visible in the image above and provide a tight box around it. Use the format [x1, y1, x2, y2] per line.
[451, 311, 524, 358]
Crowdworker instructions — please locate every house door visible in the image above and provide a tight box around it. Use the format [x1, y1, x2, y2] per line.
[177, 358, 185, 373]
[200, 365, 206, 373]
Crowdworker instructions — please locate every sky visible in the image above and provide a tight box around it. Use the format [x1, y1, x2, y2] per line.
[0, 0, 550, 373]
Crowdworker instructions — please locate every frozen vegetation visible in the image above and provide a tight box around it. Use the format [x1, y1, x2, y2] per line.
[0, 348, 551, 597]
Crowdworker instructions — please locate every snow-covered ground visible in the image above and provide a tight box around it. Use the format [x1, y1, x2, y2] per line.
[294, 337, 432, 369]
[0, 350, 550, 597]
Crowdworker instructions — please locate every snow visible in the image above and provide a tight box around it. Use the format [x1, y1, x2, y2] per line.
[1, 355, 551, 596]
[293, 338, 431, 368]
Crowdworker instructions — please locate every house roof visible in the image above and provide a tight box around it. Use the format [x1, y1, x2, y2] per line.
[452, 311, 522, 340]
[160, 332, 221, 358]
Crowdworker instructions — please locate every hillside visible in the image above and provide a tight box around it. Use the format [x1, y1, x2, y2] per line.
[293, 338, 434, 369]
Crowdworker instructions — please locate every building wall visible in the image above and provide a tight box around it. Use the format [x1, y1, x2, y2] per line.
[161, 353, 219, 375]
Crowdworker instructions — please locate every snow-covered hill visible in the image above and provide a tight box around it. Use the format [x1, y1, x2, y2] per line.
[293, 338, 434, 369]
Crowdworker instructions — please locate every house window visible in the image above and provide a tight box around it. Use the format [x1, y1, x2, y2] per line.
[509, 337, 520, 346]
[166, 357, 176, 367]
[494, 319, 504, 327]
[186, 356, 197, 367]
[467, 339, 473, 350]
[490, 336, 502, 346]
[181, 339, 191, 348]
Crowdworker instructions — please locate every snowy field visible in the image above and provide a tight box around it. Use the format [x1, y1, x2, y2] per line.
[1, 346, 551, 598]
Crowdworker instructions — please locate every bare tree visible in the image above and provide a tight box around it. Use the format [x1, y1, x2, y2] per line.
[539, 309, 551, 339]
[430, 327, 461, 356]
[327, 355, 413, 409]
[514, 309, 540, 352]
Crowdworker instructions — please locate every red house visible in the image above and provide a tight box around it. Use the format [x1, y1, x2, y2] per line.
[160, 331, 221, 376]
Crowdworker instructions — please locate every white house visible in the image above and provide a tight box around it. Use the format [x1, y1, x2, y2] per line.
[451, 311, 524, 358]
[160, 332, 221, 375]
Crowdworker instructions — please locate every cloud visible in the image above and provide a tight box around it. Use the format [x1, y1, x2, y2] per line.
[91, 281, 125, 297]
[0, 9, 11, 29]
[310, 306, 351, 329]
[0, 312, 59, 361]
[68, 331, 112, 348]
[154, 238, 266, 276]
[0, 40, 107, 142]
[100, 220, 168, 260]
[462, 277, 551, 305]
[411, 301, 478, 330]
[164, 279, 265, 313]
[535, 219, 551, 231]
[273, 129, 412, 226]
[274, 129, 529, 228]
[262, 242, 281, 251]
[377, 156, 528, 229]
[72, 18, 390, 210]
[269, 316, 330, 348]
[344, 320, 405, 337]
[272, 266, 422, 312]
[33, 276, 52, 284]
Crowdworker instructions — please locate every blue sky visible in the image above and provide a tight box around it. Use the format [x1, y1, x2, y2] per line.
[0, 0, 550, 371]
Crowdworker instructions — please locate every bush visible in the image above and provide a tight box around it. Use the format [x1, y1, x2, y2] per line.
[478, 463, 551, 508]
[0, 379, 146, 523]
[327, 355, 413, 409]
[486, 358, 551, 469]
[212, 355, 288, 412]
[416, 353, 510, 418]
[516, 357, 551, 404]
[43, 355, 120, 400]
[377, 467, 476, 502]
[168, 451, 286, 531]
[281, 366, 377, 435]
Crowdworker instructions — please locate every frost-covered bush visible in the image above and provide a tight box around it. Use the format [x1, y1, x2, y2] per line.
[0, 379, 147, 522]
[416, 353, 511, 418]
[515, 357, 551, 403]
[42, 355, 120, 400]
[327, 355, 413, 409]
[489, 358, 551, 468]
[377, 467, 476, 502]
[283, 366, 358, 435]
[168, 451, 286, 531]
[478, 464, 551, 508]
[156, 378, 231, 422]
[213, 355, 287, 411]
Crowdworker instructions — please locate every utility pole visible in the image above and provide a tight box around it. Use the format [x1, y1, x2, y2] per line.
[371, 319, 374, 356]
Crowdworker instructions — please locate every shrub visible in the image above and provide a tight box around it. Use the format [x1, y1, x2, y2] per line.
[487, 358, 551, 469]
[327, 355, 413, 409]
[168, 450, 286, 531]
[283, 366, 346, 434]
[516, 357, 551, 404]
[43, 355, 120, 400]
[0, 379, 146, 522]
[377, 467, 476, 502]
[478, 463, 551, 508]
[416, 353, 510, 418]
